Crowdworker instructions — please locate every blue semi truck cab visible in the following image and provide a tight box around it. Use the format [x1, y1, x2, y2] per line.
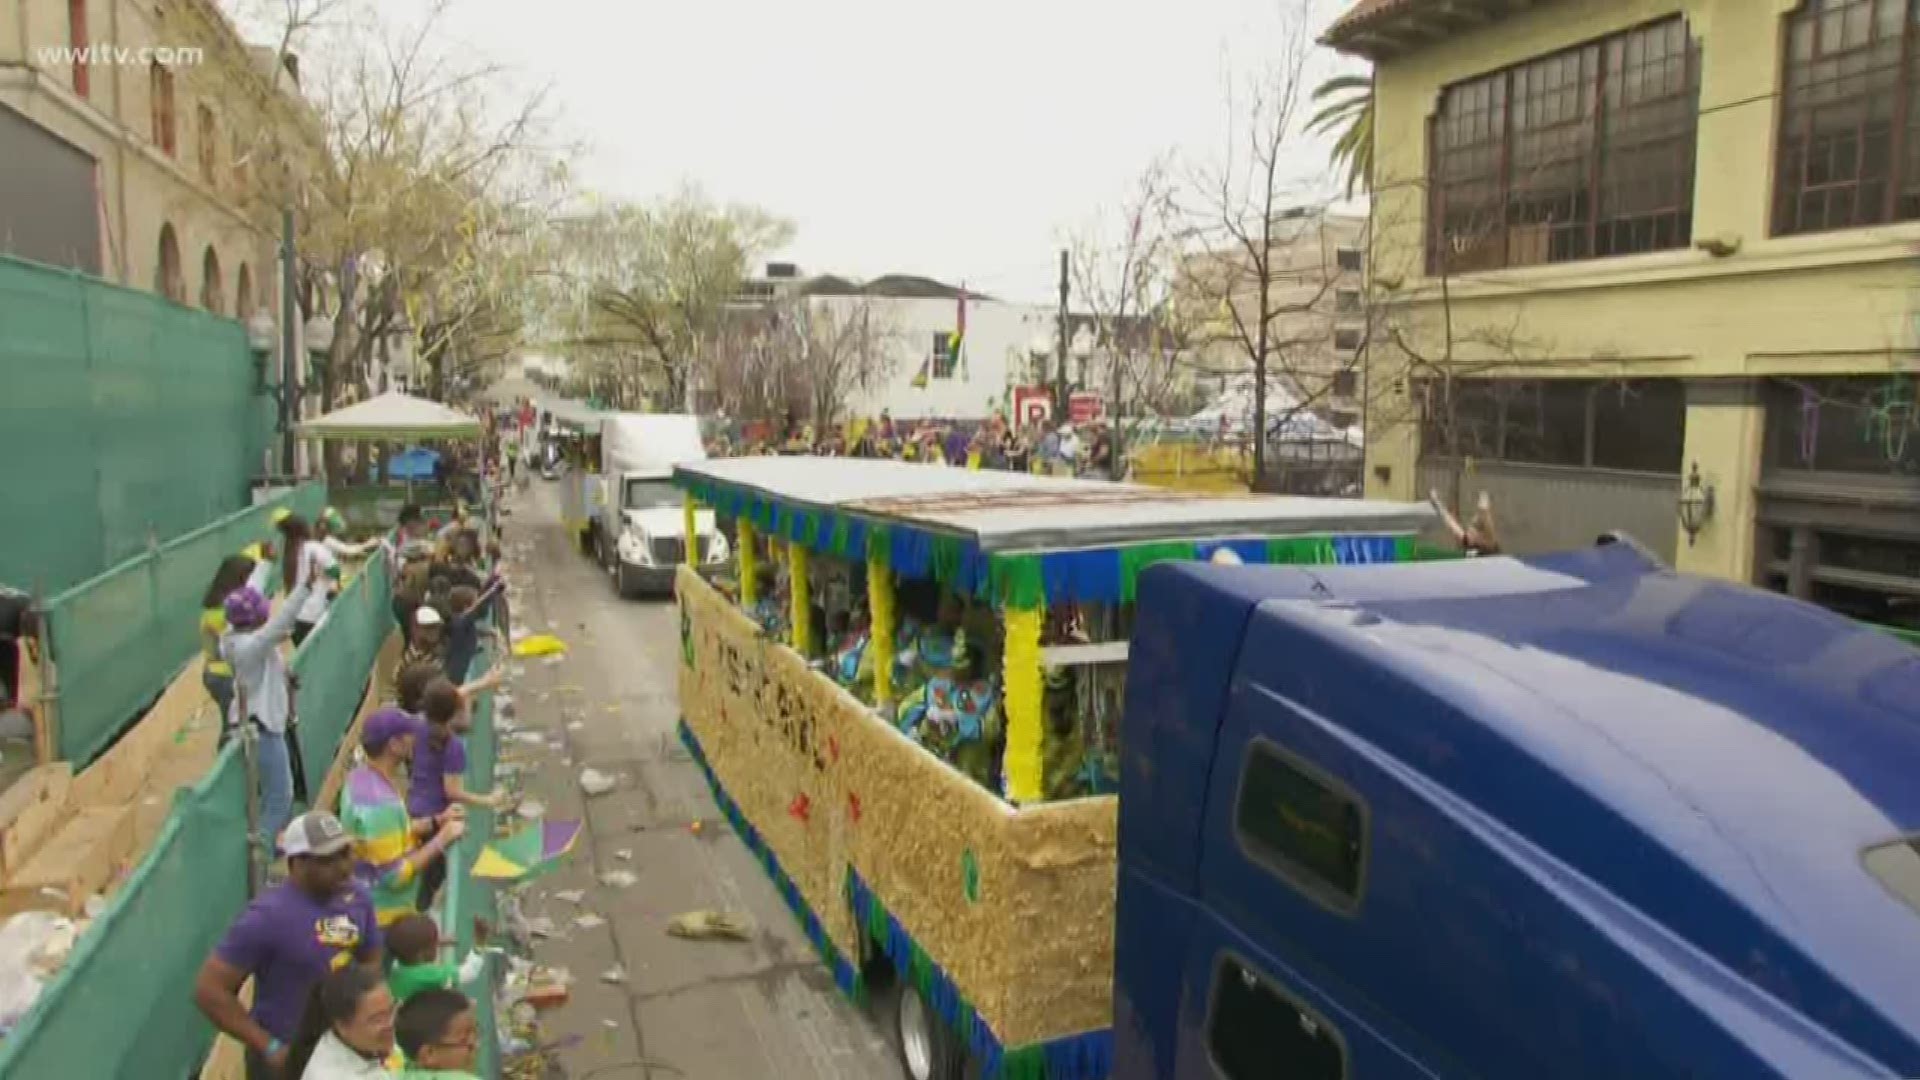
[1112, 542, 1920, 1079]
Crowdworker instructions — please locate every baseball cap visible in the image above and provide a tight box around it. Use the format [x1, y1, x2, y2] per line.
[361, 707, 423, 754]
[271, 507, 293, 525]
[278, 810, 352, 859]
[414, 606, 444, 627]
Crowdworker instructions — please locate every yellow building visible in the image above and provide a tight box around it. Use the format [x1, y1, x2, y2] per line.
[0, 0, 312, 317]
[1333, 0, 1920, 627]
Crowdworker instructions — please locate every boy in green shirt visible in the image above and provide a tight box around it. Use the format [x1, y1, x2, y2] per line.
[395, 988, 482, 1078]
[386, 913, 487, 1003]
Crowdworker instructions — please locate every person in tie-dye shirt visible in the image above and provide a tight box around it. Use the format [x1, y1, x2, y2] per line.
[340, 709, 465, 925]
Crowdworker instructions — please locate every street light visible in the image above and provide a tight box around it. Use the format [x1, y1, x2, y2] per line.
[1677, 462, 1716, 546]
[246, 310, 277, 393]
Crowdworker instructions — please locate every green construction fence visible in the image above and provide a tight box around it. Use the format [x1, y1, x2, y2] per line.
[443, 641, 505, 1075]
[41, 483, 327, 768]
[0, 556, 394, 1077]
[0, 253, 280, 598]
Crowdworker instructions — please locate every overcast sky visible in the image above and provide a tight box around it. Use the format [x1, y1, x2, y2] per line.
[279, 0, 1361, 303]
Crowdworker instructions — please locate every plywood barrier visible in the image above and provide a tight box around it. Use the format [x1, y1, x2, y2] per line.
[677, 566, 1118, 1052]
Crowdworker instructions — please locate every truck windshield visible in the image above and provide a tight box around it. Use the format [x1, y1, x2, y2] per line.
[624, 479, 681, 509]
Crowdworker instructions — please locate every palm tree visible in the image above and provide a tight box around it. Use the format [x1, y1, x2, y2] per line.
[1308, 73, 1374, 198]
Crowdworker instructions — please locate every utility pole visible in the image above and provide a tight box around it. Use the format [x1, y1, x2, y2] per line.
[280, 208, 298, 477]
[1054, 249, 1069, 418]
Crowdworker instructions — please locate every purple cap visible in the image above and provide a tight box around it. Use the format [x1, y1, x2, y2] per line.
[361, 707, 423, 754]
[224, 587, 271, 629]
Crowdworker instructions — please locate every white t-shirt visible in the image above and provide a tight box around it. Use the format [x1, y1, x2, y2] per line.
[298, 541, 338, 624]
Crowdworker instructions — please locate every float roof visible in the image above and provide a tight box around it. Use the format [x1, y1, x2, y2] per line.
[675, 455, 1431, 553]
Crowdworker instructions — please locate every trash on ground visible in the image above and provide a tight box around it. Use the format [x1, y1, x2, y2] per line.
[572, 912, 606, 930]
[553, 889, 586, 904]
[614, 849, 632, 861]
[578, 768, 616, 797]
[512, 634, 568, 658]
[599, 966, 627, 985]
[517, 799, 547, 819]
[666, 910, 754, 942]
[599, 870, 639, 889]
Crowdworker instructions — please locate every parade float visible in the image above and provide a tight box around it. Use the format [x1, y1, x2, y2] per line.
[670, 456, 1431, 1078]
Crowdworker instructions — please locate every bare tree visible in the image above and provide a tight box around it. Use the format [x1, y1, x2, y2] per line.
[1175, 9, 1349, 487]
[1068, 158, 1202, 477]
[557, 190, 793, 412]
[784, 296, 900, 432]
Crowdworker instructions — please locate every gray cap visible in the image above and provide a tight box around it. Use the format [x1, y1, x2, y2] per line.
[278, 810, 352, 859]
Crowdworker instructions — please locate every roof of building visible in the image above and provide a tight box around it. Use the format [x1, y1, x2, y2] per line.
[789, 273, 997, 302]
[675, 455, 1430, 552]
[1323, 0, 1555, 60]
[1192, 542, 1920, 1064]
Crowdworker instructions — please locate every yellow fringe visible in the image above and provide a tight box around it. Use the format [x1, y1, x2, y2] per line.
[789, 543, 812, 656]
[1001, 606, 1045, 803]
[869, 555, 896, 706]
[682, 493, 698, 566]
[739, 521, 759, 607]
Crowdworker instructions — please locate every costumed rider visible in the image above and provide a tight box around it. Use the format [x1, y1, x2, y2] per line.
[749, 565, 787, 640]
[896, 629, 1002, 788]
[827, 607, 875, 701]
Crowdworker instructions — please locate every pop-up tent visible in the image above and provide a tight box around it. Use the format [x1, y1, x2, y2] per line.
[296, 391, 483, 440]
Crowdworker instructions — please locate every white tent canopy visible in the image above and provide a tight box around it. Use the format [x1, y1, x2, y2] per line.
[296, 391, 483, 440]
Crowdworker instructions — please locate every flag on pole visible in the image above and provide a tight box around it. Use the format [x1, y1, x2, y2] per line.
[470, 819, 583, 882]
[951, 286, 968, 379]
[910, 357, 930, 389]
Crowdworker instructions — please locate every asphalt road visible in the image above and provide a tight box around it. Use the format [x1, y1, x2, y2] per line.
[495, 478, 898, 1080]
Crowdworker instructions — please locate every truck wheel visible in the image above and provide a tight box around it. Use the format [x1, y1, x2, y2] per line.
[894, 983, 966, 1080]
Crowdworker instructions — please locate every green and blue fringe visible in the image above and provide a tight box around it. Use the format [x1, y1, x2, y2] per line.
[678, 720, 1114, 1079]
[678, 474, 1413, 612]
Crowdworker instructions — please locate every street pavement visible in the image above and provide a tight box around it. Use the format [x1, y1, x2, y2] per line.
[492, 479, 897, 1080]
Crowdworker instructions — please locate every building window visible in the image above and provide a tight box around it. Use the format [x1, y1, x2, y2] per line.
[156, 222, 183, 302]
[1331, 371, 1359, 397]
[1429, 16, 1700, 273]
[231, 130, 252, 196]
[1335, 247, 1363, 272]
[236, 262, 254, 318]
[1419, 377, 1685, 474]
[1333, 328, 1362, 352]
[1234, 740, 1365, 910]
[1207, 956, 1347, 1080]
[1333, 289, 1361, 314]
[1774, 0, 1920, 235]
[68, 0, 90, 98]
[1763, 376, 1920, 477]
[200, 246, 224, 313]
[197, 104, 217, 183]
[150, 62, 177, 154]
[930, 332, 957, 379]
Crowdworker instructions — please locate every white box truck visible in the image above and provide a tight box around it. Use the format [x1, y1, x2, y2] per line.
[595, 414, 729, 597]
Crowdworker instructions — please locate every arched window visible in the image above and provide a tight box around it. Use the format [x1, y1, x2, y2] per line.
[156, 223, 183, 302]
[148, 61, 176, 154]
[200, 246, 224, 313]
[236, 262, 254, 319]
[67, 0, 90, 98]
[196, 103, 217, 183]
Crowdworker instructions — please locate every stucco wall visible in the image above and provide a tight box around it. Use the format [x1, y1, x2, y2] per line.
[1360, 0, 1920, 581]
[4, 0, 283, 315]
[832, 295, 1056, 421]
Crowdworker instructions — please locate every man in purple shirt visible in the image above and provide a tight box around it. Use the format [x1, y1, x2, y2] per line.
[194, 811, 382, 1080]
